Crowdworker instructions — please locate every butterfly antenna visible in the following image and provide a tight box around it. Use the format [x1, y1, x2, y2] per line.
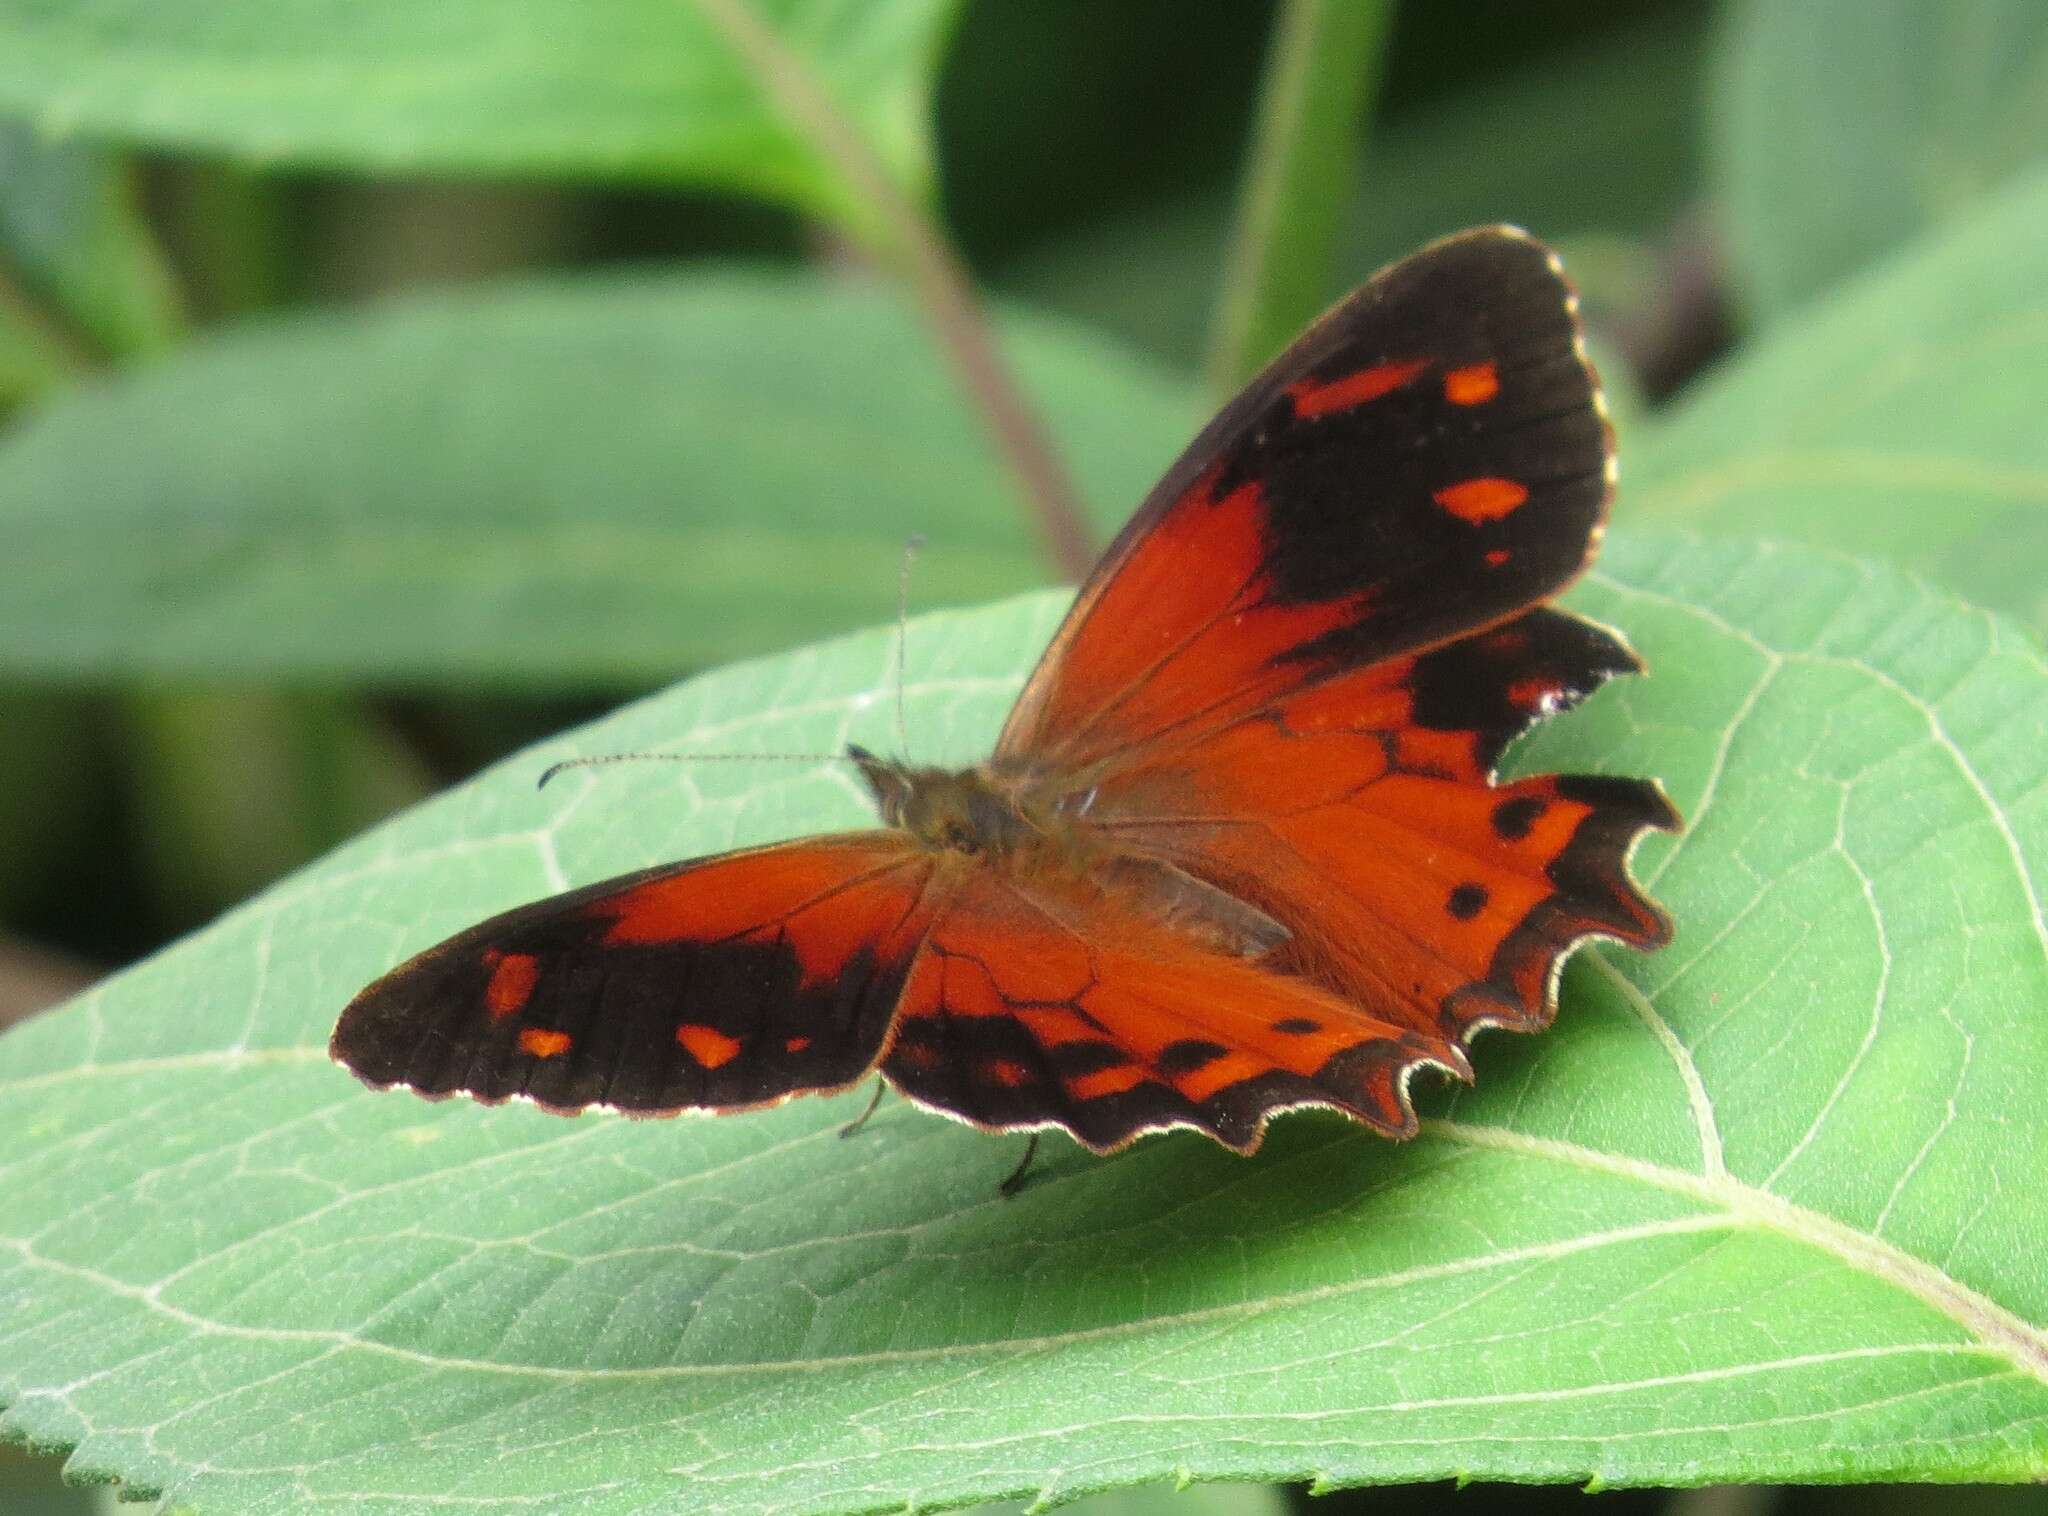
[535, 751, 845, 790]
[894, 532, 926, 757]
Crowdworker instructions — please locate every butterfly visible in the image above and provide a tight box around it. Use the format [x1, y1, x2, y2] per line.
[331, 226, 1676, 1174]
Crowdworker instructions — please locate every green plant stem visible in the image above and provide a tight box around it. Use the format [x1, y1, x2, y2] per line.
[0, 251, 103, 379]
[689, 0, 1096, 581]
[1206, 0, 1395, 394]
[156, 160, 288, 320]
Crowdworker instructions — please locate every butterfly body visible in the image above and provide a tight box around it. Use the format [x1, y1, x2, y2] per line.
[334, 227, 1678, 1160]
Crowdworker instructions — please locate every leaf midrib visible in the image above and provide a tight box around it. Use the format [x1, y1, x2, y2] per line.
[1431, 1118, 2048, 1385]
[6, 1062, 2041, 1388]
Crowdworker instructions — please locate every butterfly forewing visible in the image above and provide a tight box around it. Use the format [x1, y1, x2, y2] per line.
[332, 836, 935, 1115]
[996, 226, 1612, 775]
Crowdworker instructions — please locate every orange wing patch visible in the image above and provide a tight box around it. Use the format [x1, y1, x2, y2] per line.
[1288, 359, 1427, 419]
[677, 1023, 742, 1068]
[483, 951, 539, 1018]
[595, 843, 898, 994]
[1434, 477, 1529, 523]
[1443, 362, 1499, 405]
[997, 466, 1374, 774]
[519, 1027, 571, 1059]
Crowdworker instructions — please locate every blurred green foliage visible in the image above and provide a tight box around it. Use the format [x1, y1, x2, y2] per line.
[0, 0, 2043, 1511]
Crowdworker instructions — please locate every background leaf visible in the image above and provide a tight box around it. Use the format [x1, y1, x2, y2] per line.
[0, 1444, 115, 1516]
[0, 0, 960, 224]
[2, 531, 2043, 1512]
[1631, 171, 2048, 638]
[995, 7, 1704, 370]
[1710, 0, 2048, 320]
[0, 270, 1196, 685]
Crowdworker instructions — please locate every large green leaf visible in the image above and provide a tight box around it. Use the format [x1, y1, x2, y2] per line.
[0, 270, 1196, 685]
[1633, 170, 2048, 638]
[1711, 0, 2048, 320]
[0, 1, 958, 225]
[2, 531, 2044, 1511]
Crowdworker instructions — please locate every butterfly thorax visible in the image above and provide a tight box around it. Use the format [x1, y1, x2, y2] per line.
[848, 743, 1290, 959]
[849, 744, 1068, 863]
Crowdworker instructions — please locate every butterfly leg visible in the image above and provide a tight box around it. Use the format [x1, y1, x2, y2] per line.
[838, 1077, 887, 1139]
[997, 1134, 1041, 1199]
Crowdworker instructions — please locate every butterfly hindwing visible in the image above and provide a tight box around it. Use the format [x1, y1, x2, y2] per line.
[877, 869, 1457, 1153]
[331, 835, 936, 1115]
[1090, 608, 1676, 1070]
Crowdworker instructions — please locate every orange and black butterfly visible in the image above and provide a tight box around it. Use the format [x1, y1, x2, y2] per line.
[332, 227, 1676, 1171]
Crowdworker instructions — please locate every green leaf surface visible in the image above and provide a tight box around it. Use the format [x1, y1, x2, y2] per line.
[0, 1, 958, 225]
[975, 1482, 1291, 1516]
[0, 269, 1197, 685]
[1633, 171, 2048, 637]
[0, 120, 181, 397]
[1711, 0, 2048, 321]
[3, 531, 2045, 1511]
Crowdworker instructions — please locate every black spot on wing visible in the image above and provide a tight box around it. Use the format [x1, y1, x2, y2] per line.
[1447, 883, 1489, 920]
[1492, 795, 1547, 839]
[1156, 1039, 1229, 1075]
[1049, 1039, 1135, 1077]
